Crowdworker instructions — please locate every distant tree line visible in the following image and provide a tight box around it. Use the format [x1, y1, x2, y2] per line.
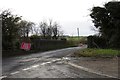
[89, 1, 120, 49]
[1, 9, 63, 50]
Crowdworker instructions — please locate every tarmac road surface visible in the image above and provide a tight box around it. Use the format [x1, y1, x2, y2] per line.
[2, 45, 115, 79]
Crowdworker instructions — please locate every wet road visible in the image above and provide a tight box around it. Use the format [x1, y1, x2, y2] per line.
[2, 46, 110, 78]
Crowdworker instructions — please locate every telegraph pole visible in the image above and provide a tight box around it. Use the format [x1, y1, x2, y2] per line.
[77, 28, 79, 39]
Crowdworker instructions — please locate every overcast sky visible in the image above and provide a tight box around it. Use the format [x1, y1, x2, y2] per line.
[0, 0, 114, 36]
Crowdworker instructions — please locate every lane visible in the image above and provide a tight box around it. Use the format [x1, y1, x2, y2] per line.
[2, 46, 85, 75]
[2, 58, 108, 78]
[2, 45, 112, 78]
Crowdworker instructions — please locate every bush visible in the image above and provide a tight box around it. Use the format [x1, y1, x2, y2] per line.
[87, 36, 107, 48]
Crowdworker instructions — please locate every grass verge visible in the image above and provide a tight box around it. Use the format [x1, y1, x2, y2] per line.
[73, 48, 120, 58]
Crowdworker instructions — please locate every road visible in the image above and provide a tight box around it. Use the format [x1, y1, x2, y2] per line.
[2, 46, 112, 78]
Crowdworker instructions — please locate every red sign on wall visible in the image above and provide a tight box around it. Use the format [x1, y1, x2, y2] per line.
[20, 42, 31, 51]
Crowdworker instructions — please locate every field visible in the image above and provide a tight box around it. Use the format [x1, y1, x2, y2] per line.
[66, 36, 87, 46]
[67, 36, 87, 41]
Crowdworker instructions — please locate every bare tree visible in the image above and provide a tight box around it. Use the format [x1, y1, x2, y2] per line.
[46, 19, 53, 39]
[52, 22, 59, 39]
[33, 27, 40, 36]
[38, 19, 64, 39]
[19, 20, 35, 37]
[39, 21, 48, 38]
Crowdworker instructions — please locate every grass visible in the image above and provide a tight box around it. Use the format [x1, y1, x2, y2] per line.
[67, 36, 87, 41]
[73, 48, 120, 58]
[67, 36, 80, 41]
[66, 36, 87, 46]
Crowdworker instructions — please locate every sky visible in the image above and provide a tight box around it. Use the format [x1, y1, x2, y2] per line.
[0, 0, 115, 36]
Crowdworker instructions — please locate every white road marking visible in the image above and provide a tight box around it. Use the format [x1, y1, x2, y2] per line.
[0, 76, 7, 79]
[51, 59, 58, 62]
[67, 62, 118, 78]
[10, 71, 20, 75]
[54, 59, 61, 61]
[41, 59, 61, 65]
[62, 57, 70, 60]
[22, 65, 39, 71]
[22, 67, 31, 71]
[41, 63, 47, 65]
[46, 62, 51, 64]
[19, 58, 38, 62]
[31, 65, 39, 68]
